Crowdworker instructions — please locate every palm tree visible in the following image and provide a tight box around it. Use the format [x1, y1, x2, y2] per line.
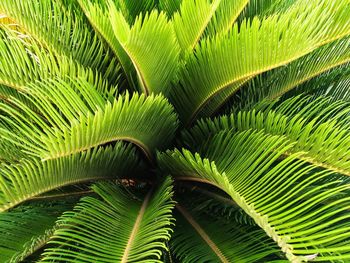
[1, 0, 350, 262]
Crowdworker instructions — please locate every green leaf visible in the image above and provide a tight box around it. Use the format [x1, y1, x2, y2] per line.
[110, 7, 180, 95]
[235, 35, 350, 110]
[40, 177, 175, 263]
[285, 65, 350, 102]
[237, 0, 296, 23]
[170, 0, 350, 124]
[172, 0, 221, 53]
[159, 130, 350, 261]
[183, 95, 350, 176]
[0, 78, 178, 161]
[0, 0, 118, 83]
[205, 0, 249, 38]
[158, 0, 182, 17]
[0, 199, 77, 263]
[0, 26, 115, 98]
[117, 0, 157, 23]
[77, 0, 136, 90]
[172, 206, 279, 262]
[0, 142, 140, 212]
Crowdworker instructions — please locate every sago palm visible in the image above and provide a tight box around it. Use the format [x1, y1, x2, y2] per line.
[1, 0, 350, 262]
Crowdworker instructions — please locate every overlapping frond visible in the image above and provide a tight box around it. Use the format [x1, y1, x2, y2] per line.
[237, 0, 296, 22]
[110, 7, 180, 95]
[0, 142, 140, 212]
[158, 0, 182, 17]
[285, 65, 350, 102]
[205, 0, 249, 38]
[0, 199, 77, 263]
[0, 137, 26, 163]
[0, 0, 119, 83]
[172, 206, 279, 262]
[178, 186, 255, 226]
[0, 26, 115, 98]
[0, 78, 178, 161]
[40, 177, 174, 263]
[159, 130, 350, 261]
[77, 0, 136, 89]
[116, 0, 157, 24]
[234, 36, 350, 111]
[172, 0, 221, 53]
[170, 0, 350, 124]
[183, 95, 350, 176]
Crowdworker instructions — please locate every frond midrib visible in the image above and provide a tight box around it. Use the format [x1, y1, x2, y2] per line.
[270, 57, 350, 100]
[218, 0, 249, 36]
[190, 0, 222, 50]
[176, 175, 300, 262]
[176, 204, 230, 263]
[121, 189, 152, 263]
[186, 28, 350, 125]
[186, 50, 314, 125]
[0, 175, 114, 213]
[42, 136, 153, 163]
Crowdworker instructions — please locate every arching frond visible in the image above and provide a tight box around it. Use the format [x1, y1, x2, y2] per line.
[0, 84, 31, 107]
[237, 0, 296, 23]
[284, 65, 350, 102]
[170, 0, 350, 124]
[312, 77, 350, 102]
[116, 0, 157, 24]
[0, 199, 77, 263]
[183, 95, 350, 176]
[0, 142, 140, 212]
[109, 7, 180, 95]
[77, 0, 136, 90]
[190, 78, 252, 119]
[40, 177, 174, 263]
[172, 206, 280, 262]
[0, 0, 119, 82]
[0, 78, 178, 161]
[205, 0, 249, 38]
[177, 185, 255, 226]
[0, 138, 26, 164]
[158, 0, 182, 17]
[234, 36, 350, 111]
[159, 130, 350, 261]
[172, 0, 221, 53]
[0, 26, 116, 98]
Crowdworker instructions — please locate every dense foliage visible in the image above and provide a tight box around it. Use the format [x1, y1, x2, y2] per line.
[1, 0, 350, 262]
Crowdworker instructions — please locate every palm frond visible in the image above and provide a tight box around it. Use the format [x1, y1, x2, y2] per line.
[0, 0, 119, 83]
[0, 84, 31, 107]
[109, 7, 180, 95]
[237, 0, 296, 22]
[159, 130, 350, 261]
[0, 78, 178, 161]
[172, 0, 221, 53]
[0, 138, 26, 164]
[0, 199, 77, 263]
[0, 142, 140, 212]
[312, 77, 350, 102]
[40, 177, 174, 263]
[182, 95, 350, 176]
[170, 0, 350, 124]
[116, 0, 157, 24]
[172, 205, 280, 262]
[178, 185, 255, 226]
[285, 65, 350, 102]
[205, 0, 249, 38]
[0, 26, 116, 98]
[77, 0, 136, 90]
[234, 36, 350, 111]
[158, 0, 182, 17]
